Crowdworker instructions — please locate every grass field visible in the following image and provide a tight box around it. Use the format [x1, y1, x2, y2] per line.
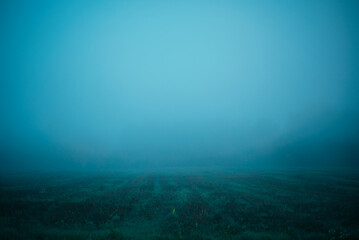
[0, 169, 358, 239]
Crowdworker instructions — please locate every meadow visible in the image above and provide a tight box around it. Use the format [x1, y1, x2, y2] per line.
[0, 169, 358, 239]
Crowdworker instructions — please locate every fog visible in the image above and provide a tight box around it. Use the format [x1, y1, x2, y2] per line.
[1, 0, 358, 172]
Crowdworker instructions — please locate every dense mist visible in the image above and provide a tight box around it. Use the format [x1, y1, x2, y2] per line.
[1, 0, 358, 171]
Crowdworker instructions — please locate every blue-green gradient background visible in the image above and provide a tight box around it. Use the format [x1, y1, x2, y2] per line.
[1, 0, 358, 171]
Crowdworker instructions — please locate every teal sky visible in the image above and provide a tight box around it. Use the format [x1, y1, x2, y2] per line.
[1, 0, 358, 171]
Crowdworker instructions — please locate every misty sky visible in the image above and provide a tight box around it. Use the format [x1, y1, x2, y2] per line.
[1, 0, 359, 171]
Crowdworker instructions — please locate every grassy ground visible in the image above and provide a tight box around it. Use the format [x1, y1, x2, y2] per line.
[0, 169, 358, 239]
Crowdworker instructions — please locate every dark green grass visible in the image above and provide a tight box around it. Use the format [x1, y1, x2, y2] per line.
[0, 169, 358, 239]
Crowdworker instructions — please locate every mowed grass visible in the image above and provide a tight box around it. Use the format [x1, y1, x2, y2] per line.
[0, 169, 358, 240]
